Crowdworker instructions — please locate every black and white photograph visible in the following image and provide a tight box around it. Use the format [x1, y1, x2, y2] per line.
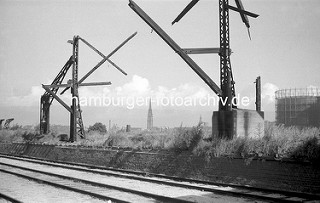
[0, 0, 320, 202]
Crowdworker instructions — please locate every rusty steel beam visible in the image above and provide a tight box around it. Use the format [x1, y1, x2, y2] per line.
[227, 4, 258, 19]
[42, 85, 73, 113]
[183, 48, 220, 54]
[79, 37, 127, 76]
[255, 76, 261, 112]
[182, 48, 233, 55]
[43, 82, 112, 89]
[129, 0, 222, 96]
[78, 32, 137, 84]
[171, 0, 199, 25]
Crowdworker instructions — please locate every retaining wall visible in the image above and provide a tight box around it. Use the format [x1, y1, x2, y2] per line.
[0, 142, 319, 193]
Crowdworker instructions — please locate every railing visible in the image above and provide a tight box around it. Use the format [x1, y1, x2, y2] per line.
[275, 88, 320, 99]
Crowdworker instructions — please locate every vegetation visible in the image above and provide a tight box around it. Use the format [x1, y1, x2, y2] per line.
[0, 122, 319, 163]
[87, 122, 107, 134]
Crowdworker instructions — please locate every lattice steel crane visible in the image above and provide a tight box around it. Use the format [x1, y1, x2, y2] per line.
[129, 0, 258, 137]
[40, 33, 137, 142]
[171, 0, 258, 111]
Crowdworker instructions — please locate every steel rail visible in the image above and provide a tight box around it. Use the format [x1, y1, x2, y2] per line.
[0, 192, 23, 203]
[1, 154, 318, 202]
[2, 153, 317, 199]
[0, 167, 129, 203]
[0, 161, 193, 203]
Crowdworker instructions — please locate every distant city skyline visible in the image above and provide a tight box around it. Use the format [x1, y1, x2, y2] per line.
[1, 0, 320, 128]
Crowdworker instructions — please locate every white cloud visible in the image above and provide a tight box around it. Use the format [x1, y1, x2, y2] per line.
[262, 83, 279, 103]
[117, 75, 150, 96]
[154, 83, 210, 100]
[80, 74, 210, 101]
[1, 79, 71, 107]
[1, 75, 213, 108]
[2, 85, 44, 106]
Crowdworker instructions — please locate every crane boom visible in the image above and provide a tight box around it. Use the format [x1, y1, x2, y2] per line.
[171, 0, 199, 25]
[129, 0, 222, 96]
[40, 56, 73, 134]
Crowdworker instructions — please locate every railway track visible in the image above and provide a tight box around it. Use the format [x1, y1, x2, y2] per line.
[0, 154, 319, 202]
[0, 192, 23, 203]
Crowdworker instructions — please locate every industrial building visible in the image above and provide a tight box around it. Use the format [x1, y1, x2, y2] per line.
[275, 88, 320, 127]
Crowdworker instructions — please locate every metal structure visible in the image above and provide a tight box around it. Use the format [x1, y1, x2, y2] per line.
[171, 0, 258, 110]
[129, 0, 258, 136]
[3, 118, 14, 129]
[255, 76, 261, 111]
[275, 88, 320, 127]
[40, 33, 137, 142]
[0, 119, 5, 130]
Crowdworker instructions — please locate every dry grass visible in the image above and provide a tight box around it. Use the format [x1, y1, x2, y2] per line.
[1, 123, 319, 162]
[193, 123, 320, 163]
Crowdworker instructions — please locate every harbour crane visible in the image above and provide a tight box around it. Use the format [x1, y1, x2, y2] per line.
[129, 0, 258, 137]
[40, 33, 137, 142]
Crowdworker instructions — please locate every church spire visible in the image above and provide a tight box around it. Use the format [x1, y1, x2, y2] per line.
[147, 99, 153, 130]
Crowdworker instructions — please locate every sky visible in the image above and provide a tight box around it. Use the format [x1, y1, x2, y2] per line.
[0, 0, 320, 128]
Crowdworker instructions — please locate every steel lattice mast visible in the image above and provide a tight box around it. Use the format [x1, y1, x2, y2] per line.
[129, 0, 258, 137]
[219, 0, 235, 111]
[70, 36, 85, 141]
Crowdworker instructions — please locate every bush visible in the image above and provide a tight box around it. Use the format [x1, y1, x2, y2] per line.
[1, 122, 319, 162]
[291, 136, 320, 162]
[10, 124, 22, 130]
[129, 131, 172, 150]
[88, 122, 107, 134]
[22, 131, 43, 143]
[194, 125, 320, 162]
[104, 131, 134, 148]
[170, 124, 203, 152]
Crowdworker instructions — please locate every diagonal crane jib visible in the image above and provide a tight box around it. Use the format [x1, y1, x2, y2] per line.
[129, 0, 222, 96]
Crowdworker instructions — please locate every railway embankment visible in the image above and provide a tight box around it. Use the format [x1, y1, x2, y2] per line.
[0, 142, 319, 194]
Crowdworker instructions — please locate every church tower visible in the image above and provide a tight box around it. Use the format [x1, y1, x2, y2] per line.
[147, 99, 153, 130]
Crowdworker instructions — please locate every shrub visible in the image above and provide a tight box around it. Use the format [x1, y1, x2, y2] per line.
[104, 131, 134, 148]
[170, 124, 203, 152]
[191, 124, 320, 163]
[22, 131, 43, 143]
[10, 124, 22, 130]
[1, 122, 319, 162]
[34, 124, 40, 133]
[129, 131, 172, 150]
[291, 136, 320, 162]
[0, 129, 24, 143]
[88, 122, 107, 134]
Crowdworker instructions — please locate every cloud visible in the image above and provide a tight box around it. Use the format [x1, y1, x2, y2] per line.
[80, 74, 210, 100]
[2, 85, 44, 106]
[153, 83, 210, 100]
[1, 79, 71, 107]
[1, 75, 213, 109]
[262, 83, 279, 103]
[116, 75, 151, 96]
